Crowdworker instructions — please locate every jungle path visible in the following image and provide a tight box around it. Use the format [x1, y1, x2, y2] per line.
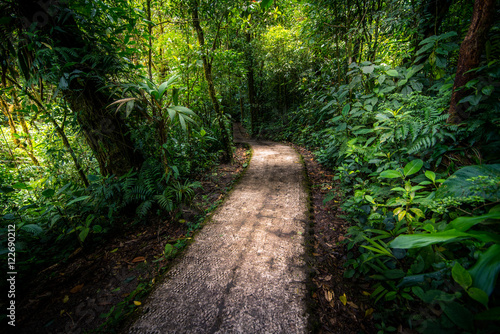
[129, 123, 309, 334]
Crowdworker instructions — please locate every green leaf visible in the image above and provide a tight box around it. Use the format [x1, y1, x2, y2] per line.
[399, 270, 445, 288]
[42, 189, 55, 198]
[79, 227, 90, 243]
[425, 170, 436, 182]
[365, 195, 375, 204]
[409, 208, 424, 218]
[172, 87, 179, 106]
[362, 64, 375, 74]
[164, 243, 174, 257]
[442, 301, 474, 330]
[171, 105, 196, 116]
[389, 230, 470, 249]
[446, 211, 500, 232]
[12, 182, 28, 189]
[362, 236, 395, 258]
[405, 64, 424, 79]
[21, 224, 43, 236]
[384, 269, 405, 279]
[157, 80, 171, 100]
[413, 287, 457, 303]
[386, 69, 399, 77]
[261, 0, 273, 9]
[475, 307, 500, 321]
[409, 255, 425, 275]
[482, 85, 494, 96]
[435, 164, 500, 201]
[342, 104, 350, 116]
[459, 94, 482, 106]
[469, 244, 500, 295]
[167, 108, 177, 121]
[403, 159, 423, 177]
[416, 42, 435, 56]
[452, 262, 472, 290]
[380, 170, 402, 179]
[467, 287, 489, 307]
[66, 195, 90, 206]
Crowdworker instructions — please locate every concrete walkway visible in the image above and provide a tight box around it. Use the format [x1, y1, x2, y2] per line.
[128, 124, 309, 334]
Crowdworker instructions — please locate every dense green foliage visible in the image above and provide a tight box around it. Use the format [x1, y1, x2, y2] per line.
[1, 0, 500, 332]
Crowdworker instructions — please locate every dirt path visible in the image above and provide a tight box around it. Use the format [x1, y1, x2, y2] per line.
[128, 124, 309, 333]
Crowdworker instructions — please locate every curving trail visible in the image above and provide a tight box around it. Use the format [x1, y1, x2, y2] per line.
[129, 124, 309, 334]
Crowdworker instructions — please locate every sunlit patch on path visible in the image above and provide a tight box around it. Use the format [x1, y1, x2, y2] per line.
[129, 124, 308, 333]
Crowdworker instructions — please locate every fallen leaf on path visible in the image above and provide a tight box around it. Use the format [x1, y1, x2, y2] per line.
[325, 289, 334, 302]
[339, 293, 347, 306]
[63, 295, 69, 303]
[362, 290, 371, 296]
[132, 256, 145, 263]
[347, 301, 358, 309]
[365, 308, 374, 317]
[70, 284, 84, 294]
[133, 301, 141, 306]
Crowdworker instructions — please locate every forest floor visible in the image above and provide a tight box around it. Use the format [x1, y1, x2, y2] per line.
[14, 124, 374, 334]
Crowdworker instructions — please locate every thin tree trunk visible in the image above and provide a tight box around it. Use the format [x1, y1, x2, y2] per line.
[190, 1, 233, 163]
[147, 0, 153, 81]
[26, 88, 90, 187]
[246, 33, 258, 135]
[448, 0, 495, 124]
[50, 117, 90, 187]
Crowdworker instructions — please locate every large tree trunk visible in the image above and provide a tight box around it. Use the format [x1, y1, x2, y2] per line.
[190, 1, 233, 163]
[15, 0, 143, 176]
[447, 0, 495, 124]
[63, 83, 143, 176]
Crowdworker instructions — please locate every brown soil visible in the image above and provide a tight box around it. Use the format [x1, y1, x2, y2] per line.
[294, 144, 376, 334]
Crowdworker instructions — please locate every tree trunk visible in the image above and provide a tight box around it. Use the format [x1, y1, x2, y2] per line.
[246, 33, 258, 135]
[190, 1, 233, 163]
[63, 83, 143, 176]
[15, 0, 144, 176]
[147, 0, 153, 81]
[50, 116, 90, 187]
[421, 0, 453, 38]
[448, 0, 495, 124]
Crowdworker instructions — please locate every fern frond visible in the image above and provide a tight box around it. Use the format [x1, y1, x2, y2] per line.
[21, 224, 44, 236]
[136, 200, 152, 217]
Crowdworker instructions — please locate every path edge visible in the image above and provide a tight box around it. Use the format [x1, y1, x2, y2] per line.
[294, 145, 321, 334]
[120, 142, 253, 333]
